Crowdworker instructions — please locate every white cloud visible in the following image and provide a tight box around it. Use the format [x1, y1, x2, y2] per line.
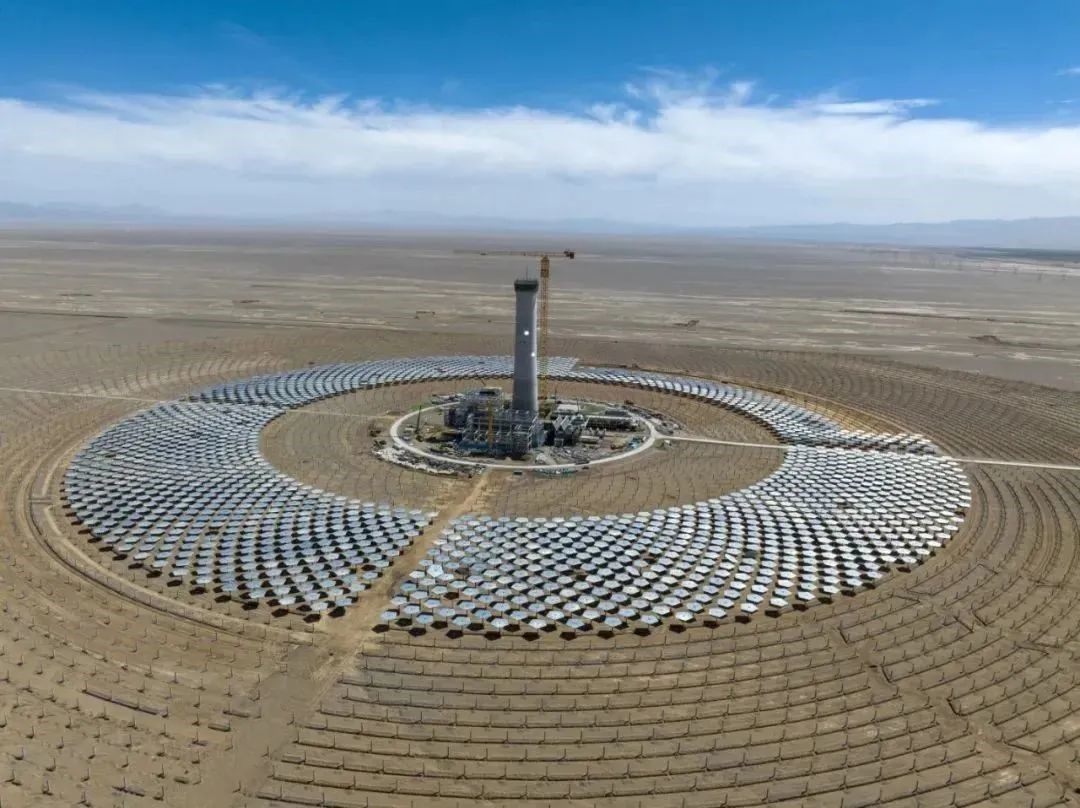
[3, 79, 1080, 226]
[1059, 66, 1080, 76]
[809, 98, 938, 115]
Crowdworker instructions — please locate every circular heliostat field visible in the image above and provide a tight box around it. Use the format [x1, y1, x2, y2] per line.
[64, 355, 969, 634]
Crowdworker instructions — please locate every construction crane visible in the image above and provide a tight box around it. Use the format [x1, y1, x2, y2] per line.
[455, 249, 576, 408]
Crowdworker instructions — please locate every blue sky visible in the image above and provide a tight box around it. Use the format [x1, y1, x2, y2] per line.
[3, 1, 1080, 226]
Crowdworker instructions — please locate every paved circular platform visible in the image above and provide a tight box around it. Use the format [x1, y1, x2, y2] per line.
[388, 403, 659, 471]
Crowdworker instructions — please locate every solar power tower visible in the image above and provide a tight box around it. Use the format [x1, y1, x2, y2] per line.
[512, 278, 540, 416]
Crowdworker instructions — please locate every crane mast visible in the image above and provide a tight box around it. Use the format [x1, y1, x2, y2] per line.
[454, 248, 573, 414]
[538, 255, 552, 409]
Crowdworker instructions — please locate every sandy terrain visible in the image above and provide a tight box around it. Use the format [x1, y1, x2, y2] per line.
[262, 380, 783, 519]
[0, 227, 1077, 806]
[0, 228, 1077, 390]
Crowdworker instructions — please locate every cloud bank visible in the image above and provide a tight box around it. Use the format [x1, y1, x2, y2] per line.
[3, 79, 1080, 226]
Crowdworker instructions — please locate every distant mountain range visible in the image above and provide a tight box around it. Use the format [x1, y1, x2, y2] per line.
[707, 218, 1080, 251]
[2, 200, 1080, 250]
[0, 201, 169, 222]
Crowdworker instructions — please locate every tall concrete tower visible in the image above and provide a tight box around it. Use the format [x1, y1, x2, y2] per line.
[511, 278, 539, 415]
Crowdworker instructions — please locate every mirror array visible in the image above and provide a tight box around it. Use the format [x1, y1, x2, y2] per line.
[379, 447, 969, 636]
[64, 401, 431, 614]
[64, 356, 965, 629]
[194, 355, 581, 408]
[557, 367, 938, 453]
[193, 356, 936, 453]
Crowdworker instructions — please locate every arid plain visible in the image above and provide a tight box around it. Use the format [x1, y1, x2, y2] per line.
[1, 228, 1077, 389]
[0, 227, 1078, 807]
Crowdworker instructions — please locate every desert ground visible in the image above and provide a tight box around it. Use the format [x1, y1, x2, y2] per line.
[0, 228, 1077, 390]
[0, 227, 1078, 807]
